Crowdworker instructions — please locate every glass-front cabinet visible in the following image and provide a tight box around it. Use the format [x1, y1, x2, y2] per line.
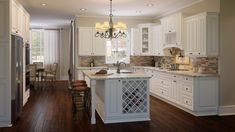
[138, 24, 155, 55]
[141, 27, 149, 54]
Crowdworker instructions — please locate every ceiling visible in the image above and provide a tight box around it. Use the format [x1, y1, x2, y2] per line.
[18, 0, 203, 28]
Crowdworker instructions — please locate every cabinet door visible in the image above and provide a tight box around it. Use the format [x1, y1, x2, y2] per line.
[24, 13, 30, 43]
[92, 31, 106, 56]
[131, 28, 141, 56]
[78, 27, 93, 55]
[17, 7, 24, 37]
[141, 27, 150, 55]
[11, 0, 18, 34]
[151, 26, 157, 55]
[197, 15, 206, 56]
[106, 80, 122, 116]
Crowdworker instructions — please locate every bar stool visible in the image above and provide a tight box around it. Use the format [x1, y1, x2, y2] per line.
[67, 69, 90, 116]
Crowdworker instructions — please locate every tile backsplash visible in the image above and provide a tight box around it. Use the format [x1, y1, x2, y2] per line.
[78, 56, 155, 67]
[78, 55, 218, 74]
[154, 56, 218, 73]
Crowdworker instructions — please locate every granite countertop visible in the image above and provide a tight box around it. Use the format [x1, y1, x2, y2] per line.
[132, 66, 219, 77]
[77, 66, 108, 70]
[77, 66, 218, 77]
[83, 70, 151, 80]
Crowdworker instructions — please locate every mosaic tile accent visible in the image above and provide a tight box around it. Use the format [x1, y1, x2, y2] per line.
[154, 56, 218, 73]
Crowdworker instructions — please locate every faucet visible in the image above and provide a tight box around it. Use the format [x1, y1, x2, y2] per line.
[114, 61, 126, 73]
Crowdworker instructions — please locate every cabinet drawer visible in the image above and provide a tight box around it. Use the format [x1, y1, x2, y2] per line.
[182, 76, 193, 83]
[156, 89, 169, 98]
[181, 84, 193, 95]
[181, 95, 193, 109]
[157, 78, 170, 86]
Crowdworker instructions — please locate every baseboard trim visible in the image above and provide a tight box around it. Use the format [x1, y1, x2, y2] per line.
[219, 105, 235, 116]
[60, 76, 68, 80]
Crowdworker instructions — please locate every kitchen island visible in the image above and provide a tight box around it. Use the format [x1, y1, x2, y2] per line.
[82, 70, 151, 124]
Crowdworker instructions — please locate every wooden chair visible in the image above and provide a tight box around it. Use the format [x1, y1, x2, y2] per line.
[43, 63, 58, 88]
[68, 69, 91, 116]
[28, 64, 37, 88]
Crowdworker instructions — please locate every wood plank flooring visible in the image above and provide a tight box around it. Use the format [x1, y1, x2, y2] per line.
[1, 81, 235, 132]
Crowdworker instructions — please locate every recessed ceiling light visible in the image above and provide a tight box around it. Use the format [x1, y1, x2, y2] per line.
[80, 8, 87, 11]
[146, 3, 154, 7]
[41, 3, 47, 6]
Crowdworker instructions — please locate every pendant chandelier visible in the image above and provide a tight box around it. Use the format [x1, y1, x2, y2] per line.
[95, 0, 127, 39]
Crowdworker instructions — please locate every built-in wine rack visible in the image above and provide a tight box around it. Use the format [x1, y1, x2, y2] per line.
[122, 80, 148, 114]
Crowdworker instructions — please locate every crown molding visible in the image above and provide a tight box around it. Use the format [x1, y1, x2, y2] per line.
[75, 15, 153, 20]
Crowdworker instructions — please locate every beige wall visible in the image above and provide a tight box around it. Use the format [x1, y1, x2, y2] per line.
[75, 17, 153, 28]
[220, 0, 235, 106]
[59, 28, 70, 80]
[154, 0, 220, 22]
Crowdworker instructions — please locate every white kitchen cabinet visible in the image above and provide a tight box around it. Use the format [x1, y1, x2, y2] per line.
[78, 27, 106, 56]
[11, 0, 19, 34]
[161, 13, 183, 49]
[131, 24, 155, 56]
[11, 0, 30, 41]
[138, 24, 154, 55]
[148, 69, 218, 116]
[152, 25, 164, 56]
[130, 28, 141, 56]
[95, 78, 150, 123]
[184, 12, 219, 56]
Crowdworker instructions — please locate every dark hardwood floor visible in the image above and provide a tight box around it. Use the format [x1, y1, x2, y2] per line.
[1, 81, 235, 132]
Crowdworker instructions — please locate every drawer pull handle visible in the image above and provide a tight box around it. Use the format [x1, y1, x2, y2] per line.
[173, 80, 176, 82]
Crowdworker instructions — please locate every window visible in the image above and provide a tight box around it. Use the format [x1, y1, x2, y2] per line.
[30, 30, 44, 63]
[106, 34, 130, 64]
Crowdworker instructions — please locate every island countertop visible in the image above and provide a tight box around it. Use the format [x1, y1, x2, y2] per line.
[82, 70, 151, 80]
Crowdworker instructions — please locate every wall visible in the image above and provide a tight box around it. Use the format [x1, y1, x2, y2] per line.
[219, 0, 235, 109]
[59, 28, 70, 80]
[153, 0, 220, 22]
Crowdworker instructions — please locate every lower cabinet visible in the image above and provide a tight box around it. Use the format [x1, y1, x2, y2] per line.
[146, 69, 218, 116]
[96, 79, 150, 123]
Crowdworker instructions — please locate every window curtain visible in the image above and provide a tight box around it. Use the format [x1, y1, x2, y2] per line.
[43, 30, 59, 69]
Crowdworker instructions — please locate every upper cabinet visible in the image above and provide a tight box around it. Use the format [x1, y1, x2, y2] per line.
[78, 27, 106, 56]
[131, 28, 141, 56]
[184, 12, 219, 56]
[131, 23, 155, 56]
[152, 25, 164, 56]
[11, 0, 30, 42]
[161, 13, 183, 49]
[139, 24, 154, 55]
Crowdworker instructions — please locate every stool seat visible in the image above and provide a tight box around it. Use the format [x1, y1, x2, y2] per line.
[72, 83, 87, 87]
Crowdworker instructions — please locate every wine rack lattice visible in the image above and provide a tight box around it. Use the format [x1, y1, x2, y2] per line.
[122, 80, 148, 114]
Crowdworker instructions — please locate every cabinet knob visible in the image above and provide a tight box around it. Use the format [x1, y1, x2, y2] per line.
[176, 43, 178, 45]
[169, 30, 171, 32]
[198, 53, 200, 55]
[186, 101, 188, 103]
[173, 80, 176, 82]
[186, 78, 188, 80]
[186, 88, 188, 90]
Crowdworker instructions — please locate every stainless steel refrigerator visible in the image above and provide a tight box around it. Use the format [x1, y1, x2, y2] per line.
[11, 34, 23, 123]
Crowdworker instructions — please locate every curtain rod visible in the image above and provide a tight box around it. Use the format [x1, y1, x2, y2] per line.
[30, 28, 63, 30]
